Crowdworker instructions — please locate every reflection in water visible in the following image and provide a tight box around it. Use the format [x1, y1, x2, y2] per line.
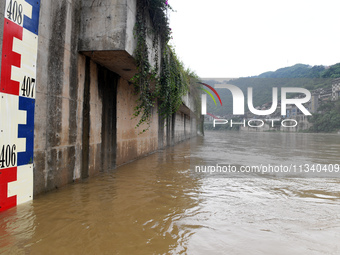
[0, 131, 340, 254]
[0, 205, 35, 254]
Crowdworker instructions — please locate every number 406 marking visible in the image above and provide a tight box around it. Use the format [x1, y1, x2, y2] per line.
[0, 145, 16, 168]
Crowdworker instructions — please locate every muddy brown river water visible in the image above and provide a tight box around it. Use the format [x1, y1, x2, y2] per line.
[1, 131, 340, 254]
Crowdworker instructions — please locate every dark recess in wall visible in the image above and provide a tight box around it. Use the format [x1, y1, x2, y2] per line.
[98, 65, 118, 172]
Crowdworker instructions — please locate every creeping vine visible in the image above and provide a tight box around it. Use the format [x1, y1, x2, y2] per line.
[132, 0, 200, 132]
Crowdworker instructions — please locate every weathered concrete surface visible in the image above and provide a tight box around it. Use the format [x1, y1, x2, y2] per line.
[182, 93, 197, 115]
[98, 65, 118, 172]
[157, 107, 198, 148]
[116, 79, 159, 166]
[0, 0, 199, 201]
[79, 0, 137, 81]
[173, 111, 197, 144]
[79, 0, 129, 52]
[34, 0, 83, 194]
[81, 50, 137, 82]
[88, 61, 102, 176]
[79, 0, 160, 81]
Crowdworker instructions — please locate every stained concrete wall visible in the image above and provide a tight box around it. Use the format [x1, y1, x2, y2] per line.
[79, 0, 160, 81]
[116, 79, 159, 166]
[0, 0, 199, 211]
[34, 0, 83, 194]
[79, 0, 137, 81]
[173, 112, 197, 143]
[88, 59, 102, 177]
[158, 110, 198, 148]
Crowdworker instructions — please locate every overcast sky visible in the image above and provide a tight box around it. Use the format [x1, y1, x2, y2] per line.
[168, 0, 340, 78]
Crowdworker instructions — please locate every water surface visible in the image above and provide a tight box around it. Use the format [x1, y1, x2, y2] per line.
[1, 131, 340, 254]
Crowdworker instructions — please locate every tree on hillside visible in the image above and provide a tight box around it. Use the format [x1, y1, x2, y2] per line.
[308, 99, 340, 133]
[321, 63, 340, 78]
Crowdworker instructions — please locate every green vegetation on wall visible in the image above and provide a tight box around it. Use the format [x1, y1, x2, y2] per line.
[132, 0, 200, 131]
[158, 47, 189, 120]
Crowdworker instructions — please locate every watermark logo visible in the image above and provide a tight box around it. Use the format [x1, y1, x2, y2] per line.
[200, 83, 312, 117]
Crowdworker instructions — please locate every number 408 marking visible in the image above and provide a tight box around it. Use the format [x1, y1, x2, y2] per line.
[6, 0, 23, 25]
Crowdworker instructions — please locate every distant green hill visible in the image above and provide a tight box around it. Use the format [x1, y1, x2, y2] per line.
[321, 63, 340, 78]
[257, 64, 326, 78]
[203, 63, 340, 116]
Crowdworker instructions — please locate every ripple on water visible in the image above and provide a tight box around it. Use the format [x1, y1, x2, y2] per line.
[1, 132, 340, 254]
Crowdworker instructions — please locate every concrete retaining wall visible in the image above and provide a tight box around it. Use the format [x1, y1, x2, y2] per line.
[0, 0, 198, 212]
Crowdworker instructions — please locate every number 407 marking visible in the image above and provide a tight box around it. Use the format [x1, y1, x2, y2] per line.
[21, 76, 35, 98]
